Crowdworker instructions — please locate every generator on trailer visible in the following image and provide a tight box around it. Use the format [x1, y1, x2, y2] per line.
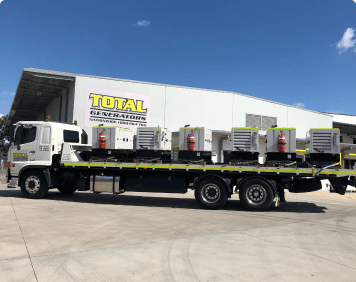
[91, 126, 134, 161]
[135, 127, 172, 162]
[178, 127, 213, 163]
[307, 128, 341, 165]
[266, 127, 297, 165]
[5, 120, 356, 212]
[224, 127, 259, 165]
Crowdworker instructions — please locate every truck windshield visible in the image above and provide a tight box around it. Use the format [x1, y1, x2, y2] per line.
[15, 126, 37, 144]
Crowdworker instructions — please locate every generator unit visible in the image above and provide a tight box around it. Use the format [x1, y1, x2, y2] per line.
[266, 128, 297, 163]
[92, 126, 134, 160]
[307, 128, 340, 163]
[135, 127, 172, 162]
[224, 127, 259, 164]
[178, 127, 212, 162]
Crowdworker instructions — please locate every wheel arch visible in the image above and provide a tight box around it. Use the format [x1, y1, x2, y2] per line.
[235, 175, 277, 197]
[19, 166, 51, 188]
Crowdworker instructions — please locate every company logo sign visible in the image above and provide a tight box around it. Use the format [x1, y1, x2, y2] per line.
[85, 87, 150, 130]
[13, 153, 28, 162]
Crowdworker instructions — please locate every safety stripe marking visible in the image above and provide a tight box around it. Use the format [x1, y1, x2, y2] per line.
[313, 191, 323, 197]
[336, 194, 348, 199]
[62, 162, 356, 176]
[321, 191, 334, 198]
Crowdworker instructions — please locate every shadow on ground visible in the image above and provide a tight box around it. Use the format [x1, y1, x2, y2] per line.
[0, 187, 328, 214]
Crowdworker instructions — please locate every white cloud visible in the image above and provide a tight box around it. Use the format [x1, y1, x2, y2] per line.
[336, 28, 356, 54]
[136, 20, 150, 27]
[1, 92, 15, 95]
[0, 114, 4, 118]
[293, 102, 305, 109]
[353, 0, 356, 4]
[0, 0, 5, 4]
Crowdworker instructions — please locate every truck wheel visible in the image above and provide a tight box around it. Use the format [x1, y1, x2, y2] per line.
[57, 184, 78, 194]
[195, 177, 228, 209]
[239, 179, 274, 211]
[20, 170, 49, 199]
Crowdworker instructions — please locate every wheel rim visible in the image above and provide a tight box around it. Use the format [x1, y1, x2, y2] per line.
[246, 184, 267, 205]
[25, 176, 40, 194]
[201, 184, 221, 203]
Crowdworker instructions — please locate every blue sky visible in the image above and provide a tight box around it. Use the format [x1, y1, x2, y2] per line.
[0, 0, 356, 117]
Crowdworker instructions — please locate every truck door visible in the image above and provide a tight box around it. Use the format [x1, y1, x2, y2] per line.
[11, 125, 38, 173]
[36, 125, 52, 164]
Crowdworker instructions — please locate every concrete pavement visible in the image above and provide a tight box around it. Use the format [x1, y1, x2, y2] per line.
[1, 170, 356, 281]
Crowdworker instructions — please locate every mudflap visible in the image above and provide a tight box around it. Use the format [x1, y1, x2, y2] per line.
[329, 177, 349, 195]
[289, 179, 322, 193]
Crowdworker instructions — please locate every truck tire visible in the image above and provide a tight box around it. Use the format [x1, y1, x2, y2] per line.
[195, 177, 228, 209]
[239, 179, 274, 211]
[57, 184, 78, 194]
[20, 170, 49, 199]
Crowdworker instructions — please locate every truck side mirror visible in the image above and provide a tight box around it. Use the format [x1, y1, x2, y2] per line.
[14, 126, 23, 150]
[10, 125, 15, 143]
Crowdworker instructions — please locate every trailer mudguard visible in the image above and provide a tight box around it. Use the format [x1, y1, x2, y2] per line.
[235, 176, 277, 196]
[328, 177, 349, 195]
[192, 174, 232, 193]
[18, 166, 52, 188]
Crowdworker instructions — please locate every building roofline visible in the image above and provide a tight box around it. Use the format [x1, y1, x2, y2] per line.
[324, 112, 356, 117]
[24, 68, 332, 117]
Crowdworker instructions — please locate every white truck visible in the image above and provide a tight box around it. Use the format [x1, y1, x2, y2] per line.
[5, 120, 356, 211]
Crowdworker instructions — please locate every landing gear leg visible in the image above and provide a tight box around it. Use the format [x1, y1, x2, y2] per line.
[278, 187, 286, 202]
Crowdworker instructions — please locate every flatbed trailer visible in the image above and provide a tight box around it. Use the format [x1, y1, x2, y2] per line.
[6, 121, 356, 211]
[58, 157, 356, 211]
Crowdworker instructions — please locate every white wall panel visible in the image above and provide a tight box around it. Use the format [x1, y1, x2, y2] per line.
[233, 95, 289, 128]
[165, 87, 233, 131]
[287, 107, 332, 138]
[232, 95, 332, 138]
[57, 74, 333, 144]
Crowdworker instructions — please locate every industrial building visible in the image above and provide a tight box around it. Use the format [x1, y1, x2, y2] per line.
[5, 68, 356, 166]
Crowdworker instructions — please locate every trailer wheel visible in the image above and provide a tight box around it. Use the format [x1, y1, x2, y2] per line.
[195, 177, 228, 209]
[20, 170, 49, 199]
[57, 184, 78, 194]
[239, 179, 274, 211]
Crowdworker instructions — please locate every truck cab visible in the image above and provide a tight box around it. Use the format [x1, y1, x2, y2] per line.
[7, 121, 90, 194]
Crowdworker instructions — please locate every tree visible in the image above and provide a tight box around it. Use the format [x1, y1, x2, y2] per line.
[0, 114, 10, 157]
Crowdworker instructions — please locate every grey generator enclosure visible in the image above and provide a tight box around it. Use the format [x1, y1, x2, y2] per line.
[266, 127, 297, 163]
[223, 127, 260, 164]
[92, 126, 133, 150]
[309, 129, 340, 154]
[308, 128, 341, 163]
[136, 127, 172, 151]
